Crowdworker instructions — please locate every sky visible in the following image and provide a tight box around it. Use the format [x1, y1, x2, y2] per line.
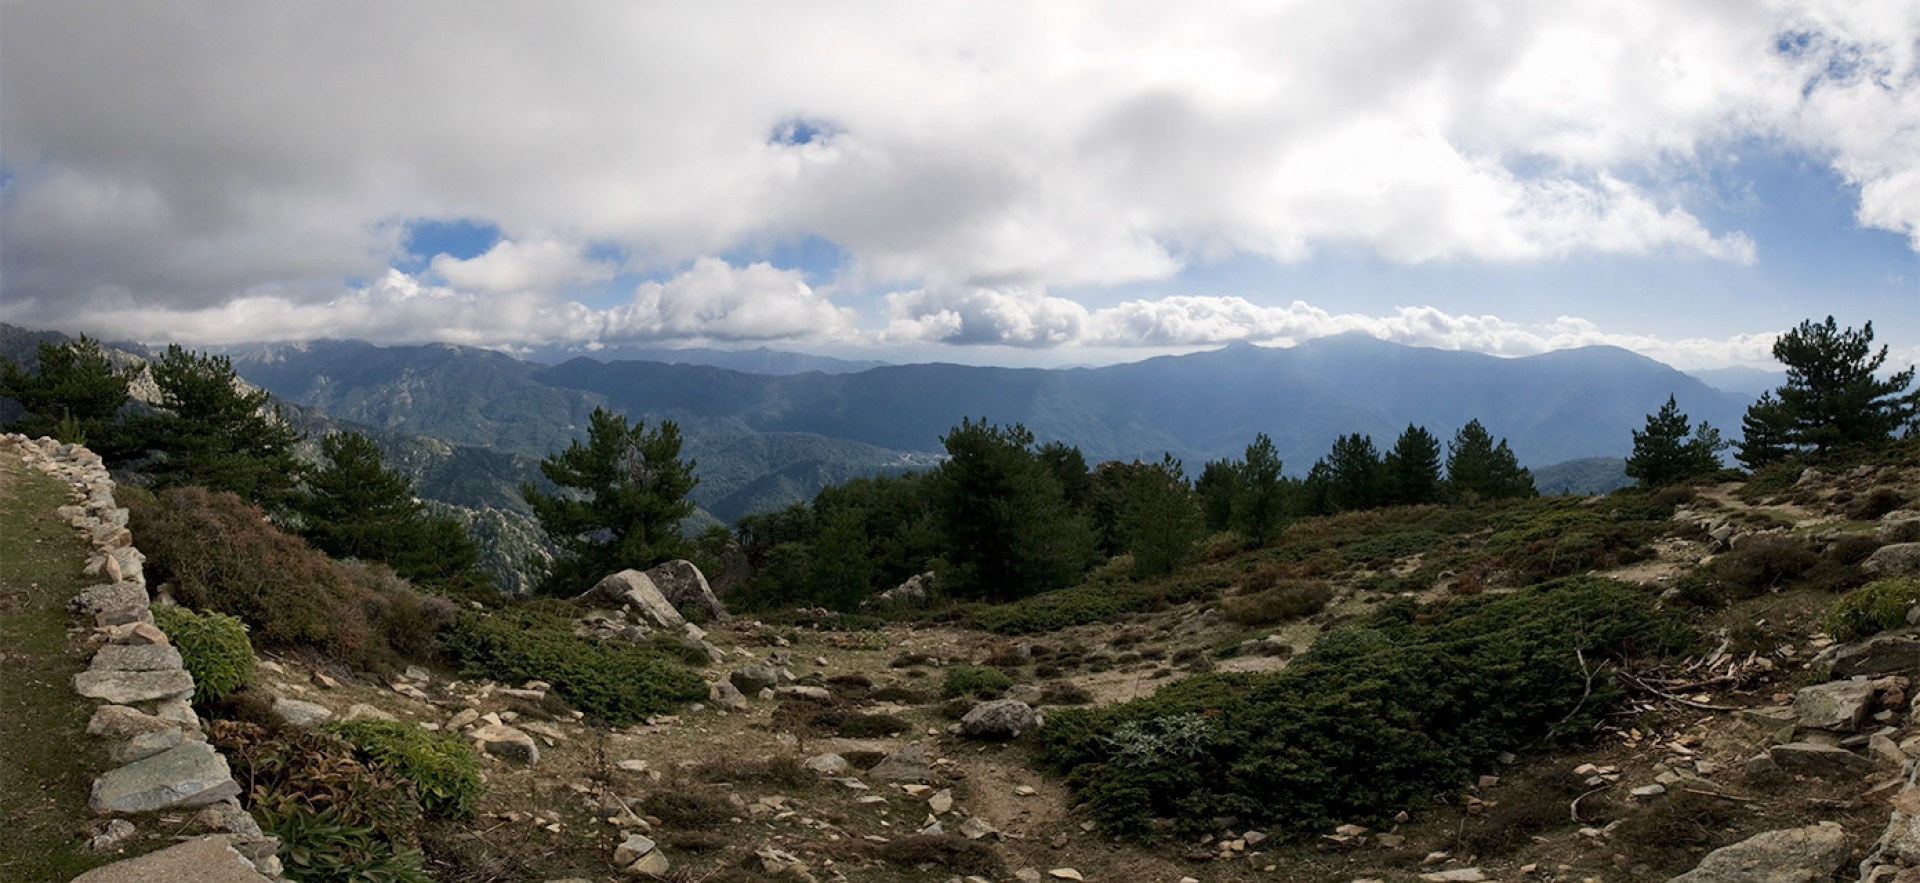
[1, 1, 1916, 371]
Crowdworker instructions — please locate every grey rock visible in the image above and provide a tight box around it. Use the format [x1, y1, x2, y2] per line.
[70, 834, 276, 883]
[577, 569, 687, 630]
[90, 643, 184, 672]
[614, 832, 658, 866]
[69, 582, 148, 616]
[87, 818, 137, 852]
[272, 698, 334, 728]
[708, 679, 750, 711]
[109, 727, 187, 764]
[154, 697, 200, 729]
[341, 703, 397, 722]
[960, 699, 1044, 739]
[1794, 679, 1877, 731]
[1882, 511, 1920, 544]
[470, 722, 540, 765]
[1828, 632, 1920, 678]
[1878, 786, 1920, 862]
[74, 668, 195, 704]
[88, 704, 178, 740]
[1768, 741, 1873, 778]
[868, 742, 932, 782]
[90, 741, 241, 813]
[730, 663, 779, 694]
[803, 753, 849, 774]
[1865, 543, 1920, 579]
[95, 606, 153, 628]
[646, 559, 728, 622]
[866, 572, 937, 610]
[1666, 821, 1849, 882]
[775, 685, 833, 703]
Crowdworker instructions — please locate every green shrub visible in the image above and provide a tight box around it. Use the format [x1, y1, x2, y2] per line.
[1827, 579, 1920, 642]
[444, 602, 707, 725]
[1036, 577, 1689, 839]
[326, 718, 482, 819]
[942, 665, 1013, 699]
[131, 487, 455, 675]
[152, 604, 255, 703]
[1222, 581, 1333, 626]
[209, 720, 426, 883]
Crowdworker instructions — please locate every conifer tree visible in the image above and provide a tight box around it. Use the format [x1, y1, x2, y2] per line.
[1738, 316, 1918, 466]
[1323, 432, 1385, 512]
[297, 431, 485, 588]
[1195, 459, 1241, 532]
[523, 407, 698, 595]
[1445, 419, 1535, 502]
[1625, 396, 1724, 487]
[1382, 424, 1444, 506]
[0, 335, 134, 451]
[141, 344, 305, 512]
[1232, 433, 1287, 544]
[931, 419, 1094, 600]
[1736, 392, 1794, 470]
[1115, 454, 1204, 578]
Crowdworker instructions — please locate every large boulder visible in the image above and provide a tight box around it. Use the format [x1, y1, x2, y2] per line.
[645, 560, 728, 622]
[90, 741, 241, 813]
[959, 699, 1043, 739]
[74, 668, 195, 704]
[1768, 741, 1873, 778]
[867, 742, 932, 782]
[70, 835, 276, 883]
[1793, 679, 1876, 731]
[469, 722, 540, 766]
[866, 573, 936, 610]
[1827, 631, 1920, 679]
[1865, 543, 1920, 578]
[1666, 822, 1849, 883]
[577, 570, 686, 630]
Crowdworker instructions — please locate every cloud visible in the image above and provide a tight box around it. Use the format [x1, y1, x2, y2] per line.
[0, 1, 1913, 345]
[881, 286, 1089, 347]
[604, 258, 857, 343]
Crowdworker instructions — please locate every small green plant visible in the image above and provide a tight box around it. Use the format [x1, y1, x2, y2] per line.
[262, 803, 432, 883]
[444, 602, 707, 725]
[942, 665, 1013, 699]
[1827, 579, 1920, 642]
[326, 718, 482, 819]
[1223, 581, 1333, 626]
[152, 604, 255, 703]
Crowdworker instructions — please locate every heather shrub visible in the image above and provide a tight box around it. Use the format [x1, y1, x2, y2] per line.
[1223, 580, 1333, 626]
[444, 602, 707, 725]
[152, 604, 254, 703]
[1827, 579, 1920, 642]
[1036, 577, 1688, 839]
[130, 487, 455, 674]
[327, 718, 482, 819]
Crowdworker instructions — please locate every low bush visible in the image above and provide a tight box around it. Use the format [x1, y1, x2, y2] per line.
[444, 602, 707, 725]
[152, 604, 255, 704]
[942, 665, 1013, 699]
[1036, 577, 1689, 840]
[1846, 487, 1908, 521]
[209, 720, 427, 883]
[131, 487, 455, 675]
[871, 834, 1002, 876]
[1039, 682, 1095, 705]
[643, 790, 735, 828]
[1827, 578, 1920, 642]
[1222, 580, 1333, 626]
[326, 718, 482, 819]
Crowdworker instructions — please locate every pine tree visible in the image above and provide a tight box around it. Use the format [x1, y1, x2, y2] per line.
[297, 431, 484, 589]
[0, 335, 134, 451]
[1232, 433, 1287, 544]
[1195, 459, 1240, 532]
[1323, 433, 1385, 512]
[1115, 454, 1204, 578]
[806, 507, 876, 612]
[1382, 424, 1444, 506]
[931, 419, 1095, 601]
[140, 344, 305, 512]
[1626, 396, 1724, 487]
[523, 407, 699, 596]
[1739, 316, 1918, 466]
[1445, 419, 1535, 502]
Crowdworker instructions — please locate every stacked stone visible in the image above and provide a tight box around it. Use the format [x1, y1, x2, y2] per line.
[1, 435, 282, 880]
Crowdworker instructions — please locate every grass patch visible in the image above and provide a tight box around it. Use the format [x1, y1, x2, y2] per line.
[0, 451, 116, 880]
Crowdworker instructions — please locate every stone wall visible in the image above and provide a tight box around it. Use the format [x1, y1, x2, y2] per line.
[2, 434, 283, 881]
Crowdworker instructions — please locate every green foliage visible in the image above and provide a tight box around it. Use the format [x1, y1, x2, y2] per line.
[1223, 580, 1333, 626]
[1384, 424, 1444, 506]
[1111, 455, 1204, 578]
[0, 335, 134, 453]
[941, 665, 1013, 699]
[130, 486, 456, 674]
[1741, 316, 1920, 467]
[1194, 458, 1240, 532]
[444, 602, 707, 725]
[1321, 432, 1386, 512]
[932, 419, 1096, 600]
[295, 431, 488, 591]
[1037, 577, 1688, 839]
[1232, 433, 1287, 544]
[1446, 419, 1536, 502]
[524, 407, 698, 596]
[326, 718, 482, 819]
[210, 720, 427, 883]
[1627, 395, 1726, 487]
[151, 604, 255, 704]
[137, 344, 306, 512]
[1827, 579, 1920, 642]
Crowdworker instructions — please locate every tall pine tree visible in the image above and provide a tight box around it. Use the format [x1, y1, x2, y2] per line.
[1625, 396, 1724, 487]
[297, 431, 485, 589]
[1382, 424, 1444, 506]
[1445, 419, 1535, 502]
[523, 408, 698, 596]
[140, 345, 305, 513]
[0, 334, 134, 451]
[931, 419, 1095, 601]
[1738, 317, 1918, 466]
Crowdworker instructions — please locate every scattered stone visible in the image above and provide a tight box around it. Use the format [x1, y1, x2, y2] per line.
[445, 707, 482, 731]
[88, 704, 177, 740]
[109, 727, 186, 764]
[803, 753, 849, 774]
[959, 699, 1043, 739]
[959, 817, 999, 840]
[1048, 869, 1084, 881]
[69, 582, 148, 617]
[731, 664, 780, 694]
[73, 668, 194, 704]
[614, 832, 658, 866]
[709, 678, 750, 711]
[1667, 821, 1849, 883]
[90, 741, 240, 813]
[929, 788, 953, 813]
[1828, 632, 1920, 679]
[1632, 784, 1668, 799]
[154, 697, 200, 729]
[577, 569, 688, 630]
[271, 698, 334, 728]
[1419, 871, 1487, 883]
[776, 684, 833, 703]
[1795, 679, 1877, 732]
[1875, 785, 1920, 862]
[1013, 785, 1037, 796]
[1865, 543, 1920, 579]
[340, 703, 397, 722]
[87, 818, 137, 852]
[1769, 741, 1873, 778]
[867, 743, 932, 782]
[70, 835, 276, 883]
[645, 559, 728, 622]
[469, 722, 541, 766]
[625, 849, 670, 877]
